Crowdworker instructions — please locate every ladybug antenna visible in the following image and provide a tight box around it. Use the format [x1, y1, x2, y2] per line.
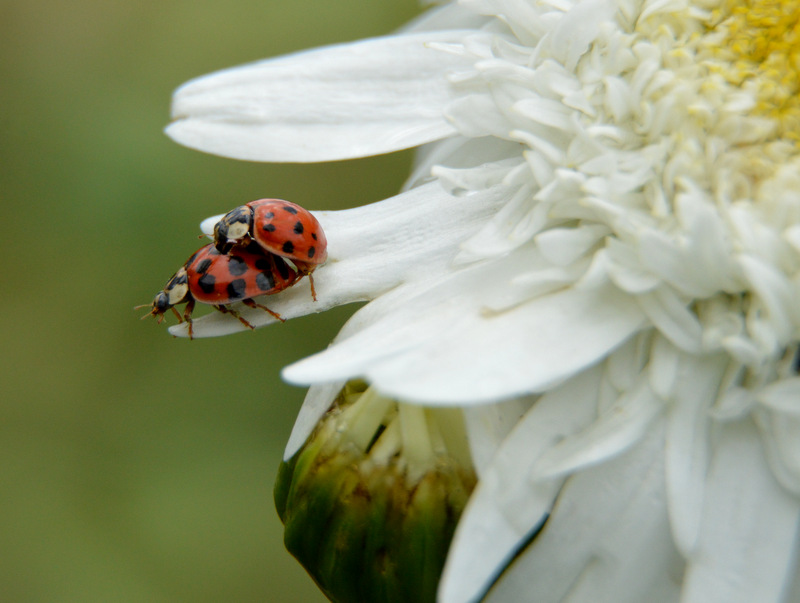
[133, 304, 158, 321]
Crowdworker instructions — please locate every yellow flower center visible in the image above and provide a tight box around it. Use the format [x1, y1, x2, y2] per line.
[707, 0, 800, 140]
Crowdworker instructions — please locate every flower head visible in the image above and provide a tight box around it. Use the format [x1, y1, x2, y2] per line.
[167, 1, 800, 601]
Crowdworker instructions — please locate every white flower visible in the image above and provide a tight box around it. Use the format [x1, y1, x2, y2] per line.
[166, 1, 800, 602]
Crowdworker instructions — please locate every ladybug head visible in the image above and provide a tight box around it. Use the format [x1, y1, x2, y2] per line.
[149, 291, 172, 322]
[137, 268, 190, 322]
[135, 290, 172, 322]
[213, 205, 253, 254]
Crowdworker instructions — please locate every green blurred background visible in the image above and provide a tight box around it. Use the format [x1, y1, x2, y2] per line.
[1, 1, 421, 601]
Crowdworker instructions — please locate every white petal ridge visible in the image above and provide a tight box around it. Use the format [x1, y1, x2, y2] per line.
[167, 31, 482, 162]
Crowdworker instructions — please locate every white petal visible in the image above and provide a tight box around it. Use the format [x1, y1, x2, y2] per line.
[604, 239, 661, 294]
[170, 182, 510, 337]
[531, 373, 663, 480]
[167, 31, 480, 162]
[284, 276, 646, 404]
[739, 253, 796, 346]
[785, 553, 800, 603]
[462, 397, 534, 477]
[199, 214, 224, 236]
[283, 381, 344, 460]
[664, 351, 728, 556]
[637, 198, 740, 300]
[712, 385, 755, 420]
[681, 420, 800, 603]
[440, 366, 604, 603]
[757, 377, 800, 415]
[638, 286, 703, 354]
[545, 0, 615, 72]
[534, 224, 609, 267]
[456, 184, 549, 260]
[406, 136, 524, 190]
[484, 421, 680, 603]
[756, 409, 800, 496]
[647, 333, 680, 399]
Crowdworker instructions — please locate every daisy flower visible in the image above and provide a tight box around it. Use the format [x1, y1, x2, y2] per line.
[165, 0, 800, 601]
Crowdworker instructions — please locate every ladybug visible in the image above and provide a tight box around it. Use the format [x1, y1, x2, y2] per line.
[140, 243, 300, 338]
[213, 199, 327, 299]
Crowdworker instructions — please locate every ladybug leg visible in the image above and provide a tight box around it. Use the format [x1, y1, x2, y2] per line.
[306, 272, 318, 302]
[182, 298, 196, 339]
[242, 298, 286, 322]
[214, 304, 255, 331]
[170, 306, 183, 323]
[294, 262, 318, 302]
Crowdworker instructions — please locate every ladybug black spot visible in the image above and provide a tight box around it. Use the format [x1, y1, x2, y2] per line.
[196, 259, 212, 274]
[254, 257, 271, 271]
[262, 224, 276, 233]
[311, 233, 318, 241]
[274, 257, 290, 280]
[256, 271, 275, 291]
[293, 221, 304, 234]
[198, 273, 216, 294]
[227, 279, 247, 300]
[264, 211, 275, 219]
[227, 256, 248, 276]
[307, 246, 316, 259]
[282, 206, 298, 215]
[282, 241, 294, 254]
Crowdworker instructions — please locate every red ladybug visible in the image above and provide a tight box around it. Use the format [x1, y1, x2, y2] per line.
[141, 243, 299, 338]
[213, 199, 327, 299]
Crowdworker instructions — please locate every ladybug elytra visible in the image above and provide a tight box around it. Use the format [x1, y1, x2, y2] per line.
[213, 199, 327, 298]
[141, 243, 300, 338]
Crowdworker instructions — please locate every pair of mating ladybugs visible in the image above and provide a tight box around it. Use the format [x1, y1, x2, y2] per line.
[142, 199, 327, 338]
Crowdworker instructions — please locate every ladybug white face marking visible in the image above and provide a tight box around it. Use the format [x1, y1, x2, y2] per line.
[225, 220, 250, 242]
[213, 205, 253, 253]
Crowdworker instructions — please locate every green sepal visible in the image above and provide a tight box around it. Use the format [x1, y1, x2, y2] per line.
[275, 409, 475, 603]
